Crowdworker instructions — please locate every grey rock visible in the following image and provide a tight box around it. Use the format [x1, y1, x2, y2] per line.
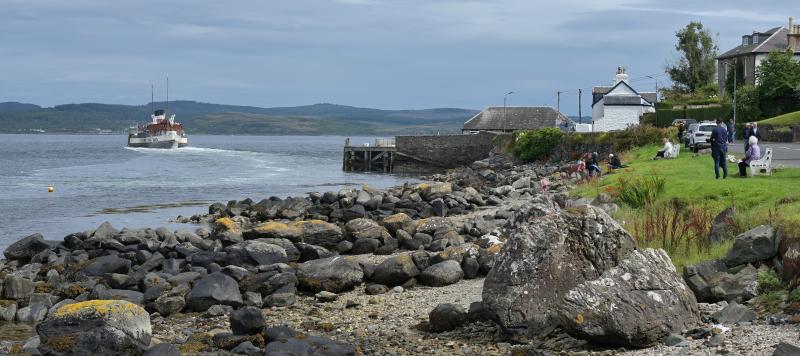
[682, 259, 728, 302]
[297, 243, 334, 262]
[707, 207, 736, 243]
[365, 284, 389, 295]
[205, 304, 234, 317]
[3, 275, 34, 300]
[154, 295, 185, 316]
[0, 302, 17, 321]
[297, 256, 364, 293]
[16, 303, 48, 322]
[262, 326, 298, 343]
[419, 260, 464, 287]
[3, 233, 50, 262]
[230, 306, 266, 335]
[350, 238, 380, 254]
[382, 213, 416, 236]
[711, 301, 757, 324]
[82, 255, 131, 276]
[559, 249, 700, 347]
[244, 241, 288, 266]
[243, 291, 263, 308]
[663, 333, 687, 347]
[264, 335, 355, 356]
[724, 225, 778, 267]
[774, 342, 800, 356]
[482, 201, 634, 337]
[143, 343, 181, 356]
[231, 341, 261, 355]
[315, 291, 338, 302]
[37, 300, 151, 355]
[371, 254, 419, 287]
[186, 272, 243, 311]
[22, 335, 40, 355]
[344, 218, 391, 240]
[462, 257, 480, 279]
[428, 303, 467, 332]
[96, 289, 144, 306]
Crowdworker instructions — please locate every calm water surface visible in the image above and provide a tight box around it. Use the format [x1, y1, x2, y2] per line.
[0, 134, 414, 250]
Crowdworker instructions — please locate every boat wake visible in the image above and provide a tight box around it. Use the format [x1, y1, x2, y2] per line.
[124, 146, 262, 156]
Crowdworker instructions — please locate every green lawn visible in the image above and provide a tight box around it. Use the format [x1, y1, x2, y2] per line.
[573, 144, 800, 271]
[759, 110, 800, 126]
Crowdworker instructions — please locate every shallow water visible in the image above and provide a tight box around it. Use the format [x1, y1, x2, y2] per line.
[0, 134, 415, 250]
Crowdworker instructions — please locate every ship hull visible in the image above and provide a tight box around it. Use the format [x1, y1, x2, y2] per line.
[127, 130, 185, 149]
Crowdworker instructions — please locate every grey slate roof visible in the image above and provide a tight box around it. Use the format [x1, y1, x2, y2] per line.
[718, 27, 790, 59]
[463, 107, 567, 131]
[603, 95, 647, 105]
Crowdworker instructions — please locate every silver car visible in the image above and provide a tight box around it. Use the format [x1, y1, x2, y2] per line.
[687, 121, 717, 152]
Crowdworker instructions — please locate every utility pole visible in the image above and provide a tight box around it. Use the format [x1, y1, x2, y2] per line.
[646, 75, 658, 126]
[578, 89, 582, 126]
[732, 59, 737, 142]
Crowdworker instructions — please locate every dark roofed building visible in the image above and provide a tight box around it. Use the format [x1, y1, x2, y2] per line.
[717, 18, 800, 96]
[462, 106, 570, 133]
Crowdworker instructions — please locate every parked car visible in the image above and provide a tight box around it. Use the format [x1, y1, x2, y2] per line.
[671, 118, 697, 127]
[687, 121, 717, 152]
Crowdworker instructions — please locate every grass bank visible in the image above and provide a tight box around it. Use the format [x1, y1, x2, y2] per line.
[759, 110, 800, 126]
[572, 144, 800, 271]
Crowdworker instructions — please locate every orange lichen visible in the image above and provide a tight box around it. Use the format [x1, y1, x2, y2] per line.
[214, 217, 239, 232]
[52, 299, 144, 319]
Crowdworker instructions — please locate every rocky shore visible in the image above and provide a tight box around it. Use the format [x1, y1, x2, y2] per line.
[1, 153, 799, 355]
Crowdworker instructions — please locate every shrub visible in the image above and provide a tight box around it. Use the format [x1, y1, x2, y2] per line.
[757, 269, 783, 293]
[629, 202, 714, 256]
[512, 128, 564, 162]
[616, 176, 665, 208]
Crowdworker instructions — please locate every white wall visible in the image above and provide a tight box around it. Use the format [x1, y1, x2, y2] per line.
[593, 105, 642, 131]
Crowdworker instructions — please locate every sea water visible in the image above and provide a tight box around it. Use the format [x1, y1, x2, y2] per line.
[0, 134, 414, 250]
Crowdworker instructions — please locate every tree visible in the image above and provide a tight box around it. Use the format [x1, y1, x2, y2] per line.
[724, 57, 745, 96]
[734, 85, 760, 122]
[666, 22, 718, 93]
[757, 50, 800, 117]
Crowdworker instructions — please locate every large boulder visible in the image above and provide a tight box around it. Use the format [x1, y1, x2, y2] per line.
[297, 256, 364, 293]
[418, 260, 464, 287]
[37, 300, 151, 355]
[296, 220, 344, 249]
[243, 241, 288, 266]
[344, 218, 391, 240]
[382, 213, 416, 236]
[230, 306, 267, 335]
[428, 303, 467, 332]
[683, 261, 759, 302]
[82, 255, 132, 276]
[4, 275, 34, 300]
[707, 207, 736, 243]
[371, 254, 419, 287]
[186, 272, 243, 311]
[4, 233, 50, 262]
[245, 221, 303, 241]
[723, 225, 778, 267]
[558, 249, 700, 347]
[482, 202, 635, 337]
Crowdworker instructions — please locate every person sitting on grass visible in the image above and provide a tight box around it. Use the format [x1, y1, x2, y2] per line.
[653, 138, 673, 159]
[608, 153, 626, 170]
[586, 152, 602, 176]
[738, 136, 761, 177]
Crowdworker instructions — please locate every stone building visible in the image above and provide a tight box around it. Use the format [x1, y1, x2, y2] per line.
[591, 67, 656, 132]
[462, 106, 571, 133]
[717, 17, 800, 96]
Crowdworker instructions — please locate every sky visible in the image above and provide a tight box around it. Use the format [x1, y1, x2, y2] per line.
[0, 0, 794, 115]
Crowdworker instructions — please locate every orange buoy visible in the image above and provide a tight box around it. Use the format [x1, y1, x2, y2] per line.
[48, 186, 54, 193]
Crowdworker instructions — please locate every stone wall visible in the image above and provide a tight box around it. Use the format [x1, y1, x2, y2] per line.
[393, 132, 502, 172]
[760, 124, 800, 143]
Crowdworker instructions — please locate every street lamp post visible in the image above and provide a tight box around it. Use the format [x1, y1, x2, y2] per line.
[503, 91, 514, 132]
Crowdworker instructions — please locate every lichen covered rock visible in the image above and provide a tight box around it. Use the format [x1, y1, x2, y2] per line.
[558, 249, 700, 347]
[37, 300, 151, 355]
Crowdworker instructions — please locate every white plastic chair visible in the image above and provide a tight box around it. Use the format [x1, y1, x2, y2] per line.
[749, 148, 772, 176]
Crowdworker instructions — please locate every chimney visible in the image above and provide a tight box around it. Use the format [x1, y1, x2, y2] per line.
[790, 16, 800, 51]
[614, 66, 629, 84]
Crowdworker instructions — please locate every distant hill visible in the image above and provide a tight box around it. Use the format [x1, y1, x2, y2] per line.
[0, 101, 477, 135]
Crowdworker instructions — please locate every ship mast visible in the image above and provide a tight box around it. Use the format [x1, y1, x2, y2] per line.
[166, 76, 169, 116]
[150, 82, 154, 114]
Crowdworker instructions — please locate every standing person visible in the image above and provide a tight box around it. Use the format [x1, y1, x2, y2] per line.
[710, 119, 729, 179]
[751, 122, 761, 141]
[677, 122, 685, 144]
[743, 123, 752, 152]
[738, 136, 761, 177]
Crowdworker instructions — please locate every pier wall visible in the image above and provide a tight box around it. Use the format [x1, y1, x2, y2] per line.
[393, 132, 500, 172]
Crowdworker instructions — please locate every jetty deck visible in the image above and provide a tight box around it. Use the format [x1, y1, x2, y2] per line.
[342, 138, 397, 172]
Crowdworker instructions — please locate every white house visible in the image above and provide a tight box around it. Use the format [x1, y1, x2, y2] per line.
[591, 67, 656, 132]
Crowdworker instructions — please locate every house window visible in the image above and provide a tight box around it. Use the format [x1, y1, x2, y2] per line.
[753, 35, 759, 44]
